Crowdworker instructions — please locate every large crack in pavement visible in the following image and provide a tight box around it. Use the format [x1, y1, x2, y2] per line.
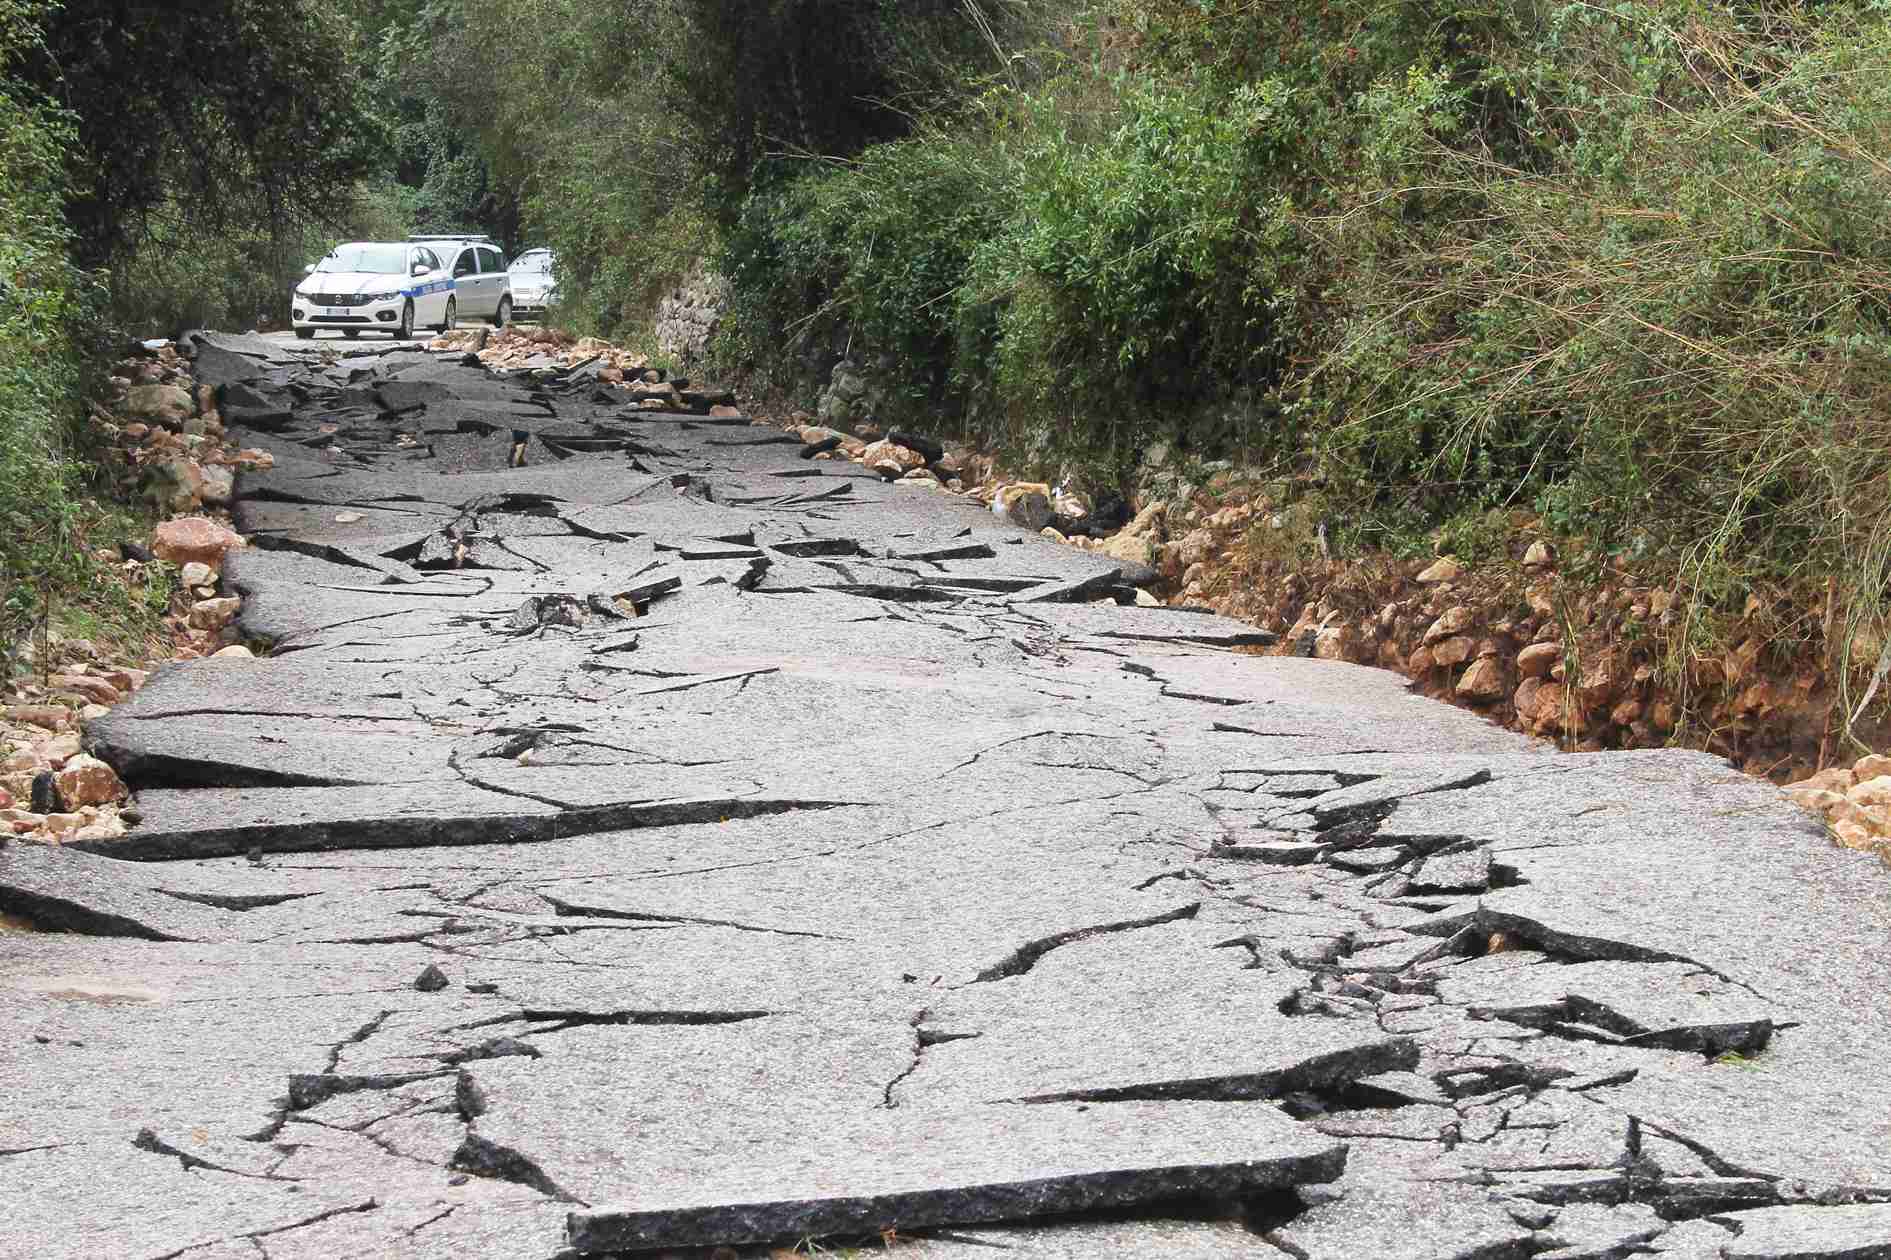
[3, 329, 1889, 1259]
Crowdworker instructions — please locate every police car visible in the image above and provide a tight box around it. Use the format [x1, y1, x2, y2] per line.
[291, 236, 514, 340]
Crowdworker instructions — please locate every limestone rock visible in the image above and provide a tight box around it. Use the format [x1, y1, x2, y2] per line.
[54, 755, 126, 810]
[212, 645, 255, 659]
[1456, 658, 1506, 701]
[180, 562, 214, 587]
[5, 706, 67, 731]
[1423, 607, 1474, 645]
[125, 384, 193, 427]
[1122, 501, 1167, 540]
[1522, 540, 1553, 568]
[1098, 532, 1155, 568]
[198, 464, 235, 506]
[1846, 775, 1891, 808]
[188, 597, 242, 631]
[1432, 636, 1475, 668]
[143, 458, 205, 514]
[1416, 557, 1462, 584]
[1852, 754, 1891, 784]
[1313, 624, 1353, 661]
[862, 440, 925, 477]
[1176, 529, 1216, 569]
[991, 484, 1052, 531]
[152, 517, 243, 571]
[48, 674, 120, 706]
[1517, 642, 1561, 678]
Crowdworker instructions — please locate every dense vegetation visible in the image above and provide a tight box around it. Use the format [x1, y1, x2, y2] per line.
[9, 0, 1891, 722]
[430, 0, 1891, 710]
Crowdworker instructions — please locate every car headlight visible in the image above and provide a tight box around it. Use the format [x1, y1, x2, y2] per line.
[366, 291, 401, 303]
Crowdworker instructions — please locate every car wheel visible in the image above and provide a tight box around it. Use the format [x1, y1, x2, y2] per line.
[441, 297, 456, 332]
[492, 297, 511, 329]
[398, 300, 414, 340]
[294, 328, 315, 340]
[343, 329, 360, 339]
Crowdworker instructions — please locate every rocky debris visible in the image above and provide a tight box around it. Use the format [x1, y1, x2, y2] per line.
[186, 596, 242, 632]
[124, 383, 193, 426]
[152, 516, 244, 572]
[3, 640, 153, 842]
[861, 438, 927, 480]
[1785, 753, 1891, 869]
[53, 755, 127, 811]
[991, 483, 1053, 531]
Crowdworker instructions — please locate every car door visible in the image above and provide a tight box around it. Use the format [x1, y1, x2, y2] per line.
[450, 246, 484, 318]
[410, 247, 448, 324]
[479, 247, 507, 315]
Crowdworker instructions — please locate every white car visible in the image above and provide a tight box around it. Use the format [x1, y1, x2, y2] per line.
[291, 238, 514, 340]
[508, 249, 557, 320]
[292, 241, 450, 340]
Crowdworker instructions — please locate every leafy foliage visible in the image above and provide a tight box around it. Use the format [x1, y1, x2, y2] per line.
[11, 0, 384, 269]
[0, 0, 99, 657]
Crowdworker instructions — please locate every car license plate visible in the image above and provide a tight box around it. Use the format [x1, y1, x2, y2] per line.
[322, 307, 351, 317]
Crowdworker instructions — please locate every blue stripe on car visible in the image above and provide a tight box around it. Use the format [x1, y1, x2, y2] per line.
[399, 279, 457, 299]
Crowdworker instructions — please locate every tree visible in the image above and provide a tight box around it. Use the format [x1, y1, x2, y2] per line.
[11, 0, 385, 267]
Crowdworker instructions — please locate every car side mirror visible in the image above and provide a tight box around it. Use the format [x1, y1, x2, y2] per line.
[412, 263, 428, 276]
[303, 264, 315, 275]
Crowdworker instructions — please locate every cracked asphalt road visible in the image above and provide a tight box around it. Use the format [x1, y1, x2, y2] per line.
[3, 331, 1890, 1259]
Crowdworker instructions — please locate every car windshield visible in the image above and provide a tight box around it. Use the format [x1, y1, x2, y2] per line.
[315, 244, 408, 275]
[510, 254, 553, 276]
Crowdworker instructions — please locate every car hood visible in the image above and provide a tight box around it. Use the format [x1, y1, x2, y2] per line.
[298, 272, 405, 295]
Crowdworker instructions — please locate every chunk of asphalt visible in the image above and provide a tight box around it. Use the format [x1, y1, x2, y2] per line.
[414, 964, 449, 992]
[886, 429, 945, 463]
[1212, 839, 1330, 865]
[564, 1101, 1346, 1254]
[1717, 1203, 1891, 1259]
[0, 841, 230, 941]
[1407, 844, 1491, 892]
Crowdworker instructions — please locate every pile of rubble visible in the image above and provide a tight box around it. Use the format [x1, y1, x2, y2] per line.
[2, 343, 257, 844]
[1785, 754, 1891, 868]
[104, 341, 277, 516]
[429, 327, 649, 379]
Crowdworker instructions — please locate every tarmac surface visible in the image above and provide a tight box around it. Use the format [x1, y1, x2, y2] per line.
[3, 331, 1889, 1259]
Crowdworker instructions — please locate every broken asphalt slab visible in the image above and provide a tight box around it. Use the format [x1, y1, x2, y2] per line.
[4, 335, 1889, 1259]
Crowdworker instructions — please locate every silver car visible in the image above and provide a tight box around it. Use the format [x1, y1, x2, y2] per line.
[508, 248, 557, 321]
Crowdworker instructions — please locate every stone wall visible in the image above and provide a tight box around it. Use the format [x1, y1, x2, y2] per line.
[653, 264, 729, 367]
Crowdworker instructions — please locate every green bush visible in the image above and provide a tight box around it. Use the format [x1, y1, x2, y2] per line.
[0, 0, 94, 661]
[717, 137, 1014, 409]
[105, 181, 417, 337]
[1309, 1, 1891, 708]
